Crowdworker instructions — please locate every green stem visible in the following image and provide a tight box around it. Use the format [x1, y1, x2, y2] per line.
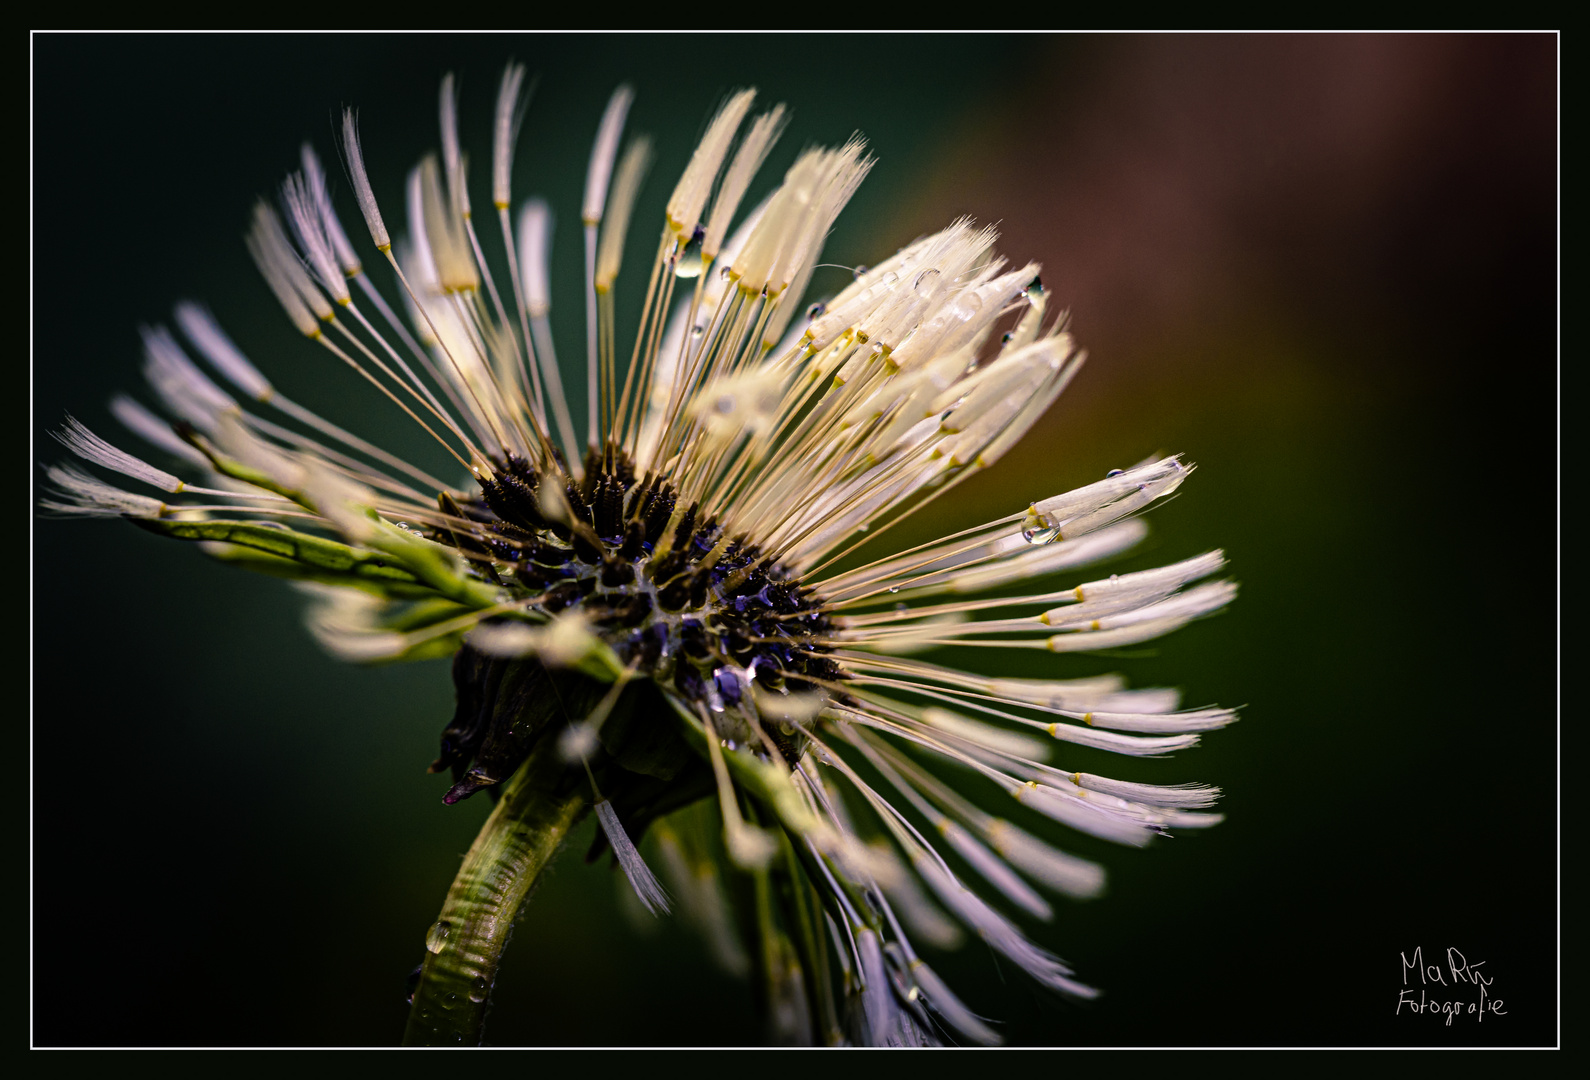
[401, 736, 591, 1047]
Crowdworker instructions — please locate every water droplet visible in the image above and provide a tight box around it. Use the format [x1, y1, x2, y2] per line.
[913, 268, 941, 292]
[806, 302, 826, 321]
[469, 976, 490, 1004]
[1025, 275, 1045, 298]
[691, 324, 705, 339]
[1105, 468, 1124, 478]
[888, 586, 899, 593]
[719, 265, 733, 281]
[1022, 526, 1062, 545]
[443, 992, 460, 1009]
[852, 264, 869, 281]
[674, 226, 706, 279]
[425, 920, 452, 954]
[1109, 574, 1119, 583]
[1001, 332, 1013, 344]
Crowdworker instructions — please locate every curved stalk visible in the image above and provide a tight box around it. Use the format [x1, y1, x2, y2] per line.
[402, 736, 591, 1047]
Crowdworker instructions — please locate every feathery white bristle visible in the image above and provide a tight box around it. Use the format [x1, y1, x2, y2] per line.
[41, 463, 165, 518]
[300, 459, 377, 542]
[1014, 783, 1156, 846]
[301, 585, 408, 662]
[438, 73, 470, 218]
[1068, 706, 1236, 734]
[517, 199, 554, 316]
[174, 303, 273, 402]
[594, 138, 653, 291]
[909, 960, 1003, 1046]
[1043, 719, 1203, 756]
[913, 854, 1098, 999]
[854, 927, 899, 1045]
[702, 104, 786, 261]
[109, 394, 209, 467]
[1071, 774, 1223, 809]
[665, 88, 754, 235]
[876, 854, 963, 949]
[582, 85, 634, 225]
[301, 142, 362, 275]
[492, 62, 529, 210]
[282, 173, 350, 304]
[340, 108, 389, 250]
[417, 155, 478, 293]
[250, 201, 334, 325]
[595, 801, 671, 916]
[141, 325, 236, 433]
[212, 411, 306, 491]
[985, 820, 1106, 899]
[245, 227, 320, 338]
[937, 819, 1051, 920]
[919, 707, 1050, 761]
[55, 415, 185, 493]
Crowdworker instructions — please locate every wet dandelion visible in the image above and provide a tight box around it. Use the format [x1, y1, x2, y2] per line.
[44, 66, 1237, 1046]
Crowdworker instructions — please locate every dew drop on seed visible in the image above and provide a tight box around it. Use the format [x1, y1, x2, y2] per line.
[1106, 468, 1124, 478]
[425, 920, 452, 954]
[675, 226, 706, 279]
[888, 586, 899, 593]
[469, 976, 489, 1004]
[852, 264, 869, 280]
[719, 266, 733, 281]
[691, 325, 705, 339]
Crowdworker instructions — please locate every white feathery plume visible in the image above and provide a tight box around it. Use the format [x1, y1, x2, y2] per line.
[583, 85, 634, 226]
[110, 394, 210, 468]
[55, 415, 186, 493]
[41, 463, 166, 519]
[301, 142, 362, 276]
[594, 801, 672, 917]
[340, 108, 390, 250]
[594, 138, 653, 292]
[174, 302, 273, 403]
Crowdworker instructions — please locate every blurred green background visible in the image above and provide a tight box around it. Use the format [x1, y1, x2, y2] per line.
[31, 34, 1556, 1047]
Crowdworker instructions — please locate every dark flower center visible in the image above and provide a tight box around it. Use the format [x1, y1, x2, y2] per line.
[425, 446, 845, 808]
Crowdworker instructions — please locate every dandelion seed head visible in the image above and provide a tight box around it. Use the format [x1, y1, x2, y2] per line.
[46, 65, 1237, 1047]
